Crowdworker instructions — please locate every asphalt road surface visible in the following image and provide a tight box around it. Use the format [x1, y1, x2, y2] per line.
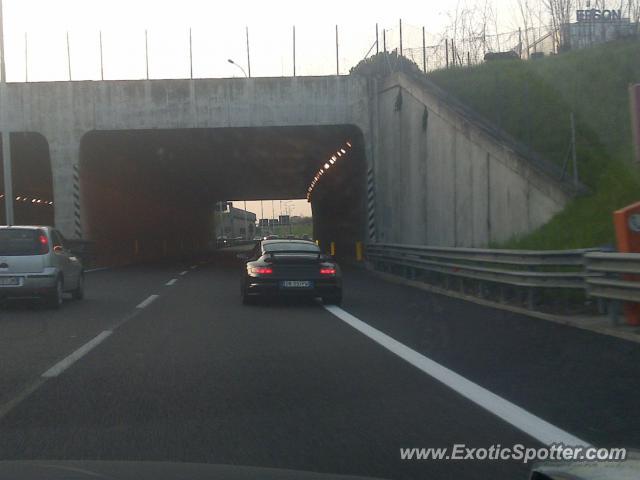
[0, 252, 638, 480]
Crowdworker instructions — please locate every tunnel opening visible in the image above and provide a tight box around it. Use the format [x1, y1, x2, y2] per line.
[80, 125, 366, 266]
[0, 132, 54, 227]
[225, 198, 314, 241]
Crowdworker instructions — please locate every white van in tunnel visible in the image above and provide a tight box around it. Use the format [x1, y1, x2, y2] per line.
[0, 226, 84, 308]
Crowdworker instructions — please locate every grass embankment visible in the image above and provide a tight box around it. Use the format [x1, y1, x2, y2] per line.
[429, 40, 640, 249]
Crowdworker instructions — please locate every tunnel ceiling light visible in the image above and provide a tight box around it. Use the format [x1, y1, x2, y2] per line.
[306, 140, 353, 202]
[1, 193, 53, 206]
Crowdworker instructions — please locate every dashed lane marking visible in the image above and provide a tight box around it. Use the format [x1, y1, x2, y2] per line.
[41, 331, 113, 378]
[136, 294, 159, 309]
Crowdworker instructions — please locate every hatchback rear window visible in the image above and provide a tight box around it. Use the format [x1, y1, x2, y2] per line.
[0, 229, 47, 256]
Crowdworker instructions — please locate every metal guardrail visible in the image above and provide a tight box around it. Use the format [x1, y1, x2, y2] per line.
[366, 243, 599, 309]
[368, 243, 591, 266]
[585, 252, 640, 321]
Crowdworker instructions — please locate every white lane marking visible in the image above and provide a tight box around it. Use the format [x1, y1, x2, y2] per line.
[42, 331, 112, 378]
[190, 265, 197, 270]
[0, 377, 47, 421]
[165, 279, 177, 286]
[136, 294, 159, 309]
[2, 288, 167, 418]
[179, 270, 189, 276]
[323, 305, 591, 447]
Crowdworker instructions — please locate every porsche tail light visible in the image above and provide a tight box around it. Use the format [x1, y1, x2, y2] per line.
[250, 267, 273, 275]
[320, 267, 336, 275]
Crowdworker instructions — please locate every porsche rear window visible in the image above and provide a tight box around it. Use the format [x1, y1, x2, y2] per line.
[264, 242, 320, 253]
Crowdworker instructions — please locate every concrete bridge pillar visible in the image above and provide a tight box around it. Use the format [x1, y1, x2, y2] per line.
[47, 132, 83, 239]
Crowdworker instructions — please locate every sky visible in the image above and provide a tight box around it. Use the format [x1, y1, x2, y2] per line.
[1, 0, 525, 218]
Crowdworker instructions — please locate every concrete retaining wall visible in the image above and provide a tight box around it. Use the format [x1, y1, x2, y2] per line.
[371, 72, 572, 246]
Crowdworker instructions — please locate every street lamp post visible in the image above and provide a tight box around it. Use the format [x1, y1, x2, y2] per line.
[271, 200, 275, 235]
[260, 201, 264, 236]
[286, 201, 295, 235]
[227, 59, 248, 78]
[243, 200, 249, 240]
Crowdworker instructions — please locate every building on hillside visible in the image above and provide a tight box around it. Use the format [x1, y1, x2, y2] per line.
[217, 206, 256, 239]
[561, 10, 638, 51]
[523, 11, 638, 58]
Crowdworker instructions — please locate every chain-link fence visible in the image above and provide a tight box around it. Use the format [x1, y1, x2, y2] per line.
[7, 23, 376, 81]
[6, 19, 637, 82]
[378, 22, 558, 73]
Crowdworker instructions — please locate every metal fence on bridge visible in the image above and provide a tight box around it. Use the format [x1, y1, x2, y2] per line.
[7, 21, 561, 83]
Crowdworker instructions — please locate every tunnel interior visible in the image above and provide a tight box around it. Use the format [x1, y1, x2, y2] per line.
[80, 125, 366, 265]
[0, 132, 54, 226]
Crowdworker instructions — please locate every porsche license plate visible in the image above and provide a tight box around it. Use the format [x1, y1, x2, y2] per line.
[280, 280, 313, 289]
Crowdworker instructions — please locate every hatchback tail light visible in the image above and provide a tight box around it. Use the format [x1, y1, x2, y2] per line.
[250, 266, 273, 275]
[38, 231, 49, 254]
[320, 267, 336, 275]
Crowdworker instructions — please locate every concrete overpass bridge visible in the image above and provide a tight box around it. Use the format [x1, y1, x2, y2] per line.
[0, 72, 574, 264]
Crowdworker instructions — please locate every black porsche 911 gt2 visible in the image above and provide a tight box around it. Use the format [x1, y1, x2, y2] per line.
[239, 239, 342, 305]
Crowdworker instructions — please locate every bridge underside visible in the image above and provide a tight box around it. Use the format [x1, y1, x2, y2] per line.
[80, 125, 366, 265]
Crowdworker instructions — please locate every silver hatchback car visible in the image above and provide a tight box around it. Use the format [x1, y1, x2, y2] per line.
[0, 226, 84, 308]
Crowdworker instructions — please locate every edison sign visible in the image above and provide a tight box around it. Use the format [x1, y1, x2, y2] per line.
[576, 9, 622, 21]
